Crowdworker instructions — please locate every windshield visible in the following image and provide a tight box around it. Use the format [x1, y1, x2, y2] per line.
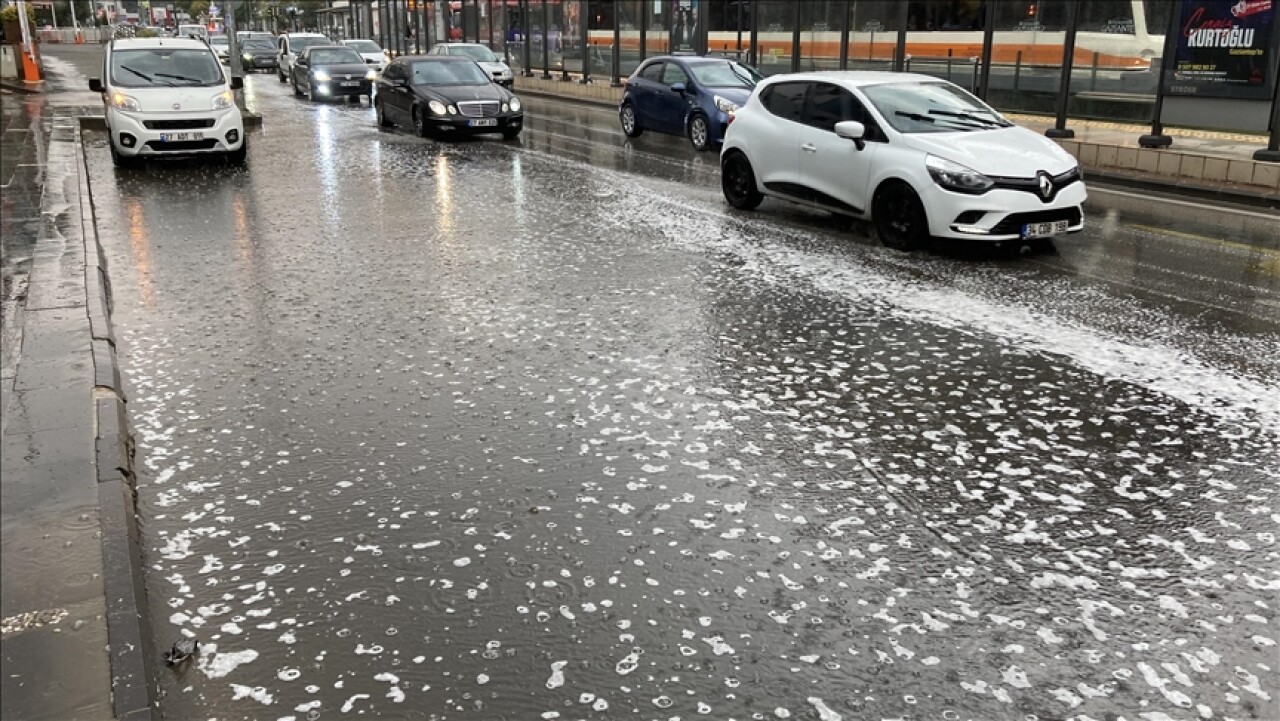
[451, 45, 499, 62]
[309, 48, 364, 65]
[243, 39, 275, 51]
[291, 36, 327, 53]
[110, 47, 224, 87]
[689, 61, 760, 88]
[410, 60, 490, 85]
[861, 81, 1011, 133]
[345, 40, 382, 53]
[209, 36, 228, 46]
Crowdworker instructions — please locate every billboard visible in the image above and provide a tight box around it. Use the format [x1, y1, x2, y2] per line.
[1168, 0, 1277, 99]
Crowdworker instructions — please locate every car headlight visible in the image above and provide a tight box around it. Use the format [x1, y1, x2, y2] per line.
[446, 105, 458, 115]
[365, 69, 378, 80]
[110, 92, 140, 111]
[508, 97, 521, 112]
[925, 154, 993, 194]
[428, 100, 448, 115]
[242, 53, 254, 61]
[212, 90, 234, 110]
[313, 70, 331, 81]
[714, 95, 739, 114]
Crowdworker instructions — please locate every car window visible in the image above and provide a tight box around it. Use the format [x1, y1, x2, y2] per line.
[243, 39, 274, 51]
[346, 40, 381, 53]
[661, 62, 689, 86]
[805, 82, 866, 132]
[861, 81, 1010, 134]
[290, 36, 327, 54]
[638, 62, 663, 82]
[760, 81, 807, 123]
[410, 60, 489, 85]
[309, 48, 363, 65]
[452, 45, 498, 62]
[110, 47, 224, 87]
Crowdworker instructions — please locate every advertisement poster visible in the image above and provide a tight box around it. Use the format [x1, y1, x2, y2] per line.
[670, 0, 698, 53]
[1169, 0, 1276, 98]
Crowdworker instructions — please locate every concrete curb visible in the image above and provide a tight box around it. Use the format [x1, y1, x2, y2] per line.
[75, 116, 160, 721]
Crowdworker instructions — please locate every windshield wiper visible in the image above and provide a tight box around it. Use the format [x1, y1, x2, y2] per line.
[894, 110, 936, 123]
[119, 64, 154, 82]
[154, 72, 204, 84]
[928, 109, 1011, 127]
[727, 63, 756, 86]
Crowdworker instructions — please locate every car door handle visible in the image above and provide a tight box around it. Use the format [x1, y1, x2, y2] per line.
[801, 143, 817, 153]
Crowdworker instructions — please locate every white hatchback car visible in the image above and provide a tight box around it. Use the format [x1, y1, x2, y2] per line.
[90, 36, 246, 167]
[428, 43, 514, 87]
[720, 71, 1085, 250]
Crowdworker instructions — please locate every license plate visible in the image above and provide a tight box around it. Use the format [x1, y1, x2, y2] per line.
[1021, 220, 1069, 239]
[158, 132, 203, 142]
[468, 118, 497, 127]
[341, 81, 360, 87]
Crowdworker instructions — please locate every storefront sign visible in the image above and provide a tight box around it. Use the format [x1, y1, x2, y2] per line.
[1169, 0, 1276, 98]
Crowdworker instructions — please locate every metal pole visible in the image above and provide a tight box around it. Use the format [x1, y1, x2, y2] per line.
[521, 0, 532, 75]
[1255, 70, 1280, 161]
[837, 0, 848, 69]
[893, 0, 906, 72]
[696, 0, 706, 55]
[540, 0, 550, 78]
[735, 0, 742, 59]
[1047, 0, 1080, 138]
[638, 0, 646, 64]
[610, 0, 620, 86]
[1139, 1, 1181, 148]
[789, 1, 800, 72]
[976, 0, 994, 99]
[228, 0, 241, 78]
[747, 0, 756, 67]
[559, 0, 570, 80]
[578, 0, 589, 83]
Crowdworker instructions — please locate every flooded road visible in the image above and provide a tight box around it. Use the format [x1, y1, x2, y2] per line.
[77, 67, 1280, 720]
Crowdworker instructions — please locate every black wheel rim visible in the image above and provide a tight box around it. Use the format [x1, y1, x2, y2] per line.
[726, 158, 750, 202]
[883, 192, 915, 240]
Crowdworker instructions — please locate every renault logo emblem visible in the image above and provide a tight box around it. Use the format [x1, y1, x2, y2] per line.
[1037, 172, 1053, 200]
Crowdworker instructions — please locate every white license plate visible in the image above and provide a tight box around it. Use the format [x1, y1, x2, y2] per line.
[468, 118, 497, 127]
[1021, 220, 1069, 239]
[158, 132, 203, 142]
[341, 80, 361, 87]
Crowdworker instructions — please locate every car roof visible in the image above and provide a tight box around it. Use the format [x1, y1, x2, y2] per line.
[438, 42, 488, 47]
[644, 55, 739, 65]
[763, 70, 940, 88]
[408, 55, 473, 61]
[111, 37, 210, 50]
[285, 32, 328, 38]
[305, 44, 357, 52]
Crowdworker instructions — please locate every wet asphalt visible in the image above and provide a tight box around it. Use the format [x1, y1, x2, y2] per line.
[50, 46, 1280, 720]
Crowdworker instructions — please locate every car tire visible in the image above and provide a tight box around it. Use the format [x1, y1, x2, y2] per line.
[688, 114, 711, 151]
[109, 140, 139, 169]
[278, 68, 287, 83]
[620, 102, 642, 138]
[375, 97, 392, 127]
[293, 77, 303, 96]
[502, 127, 521, 140]
[873, 181, 930, 251]
[413, 106, 430, 138]
[721, 151, 763, 211]
[226, 139, 247, 167]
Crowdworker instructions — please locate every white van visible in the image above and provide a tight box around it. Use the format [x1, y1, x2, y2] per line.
[276, 32, 329, 83]
[89, 36, 246, 167]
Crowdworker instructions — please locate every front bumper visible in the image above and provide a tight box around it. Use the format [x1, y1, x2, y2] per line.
[246, 56, 278, 69]
[923, 181, 1088, 241]
[312, 78, 374, 97]
[106, 106, 244, 158]
[429, 113, 524, 135]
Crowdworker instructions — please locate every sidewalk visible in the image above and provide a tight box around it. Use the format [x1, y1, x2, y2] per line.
[510, 73, 1280, 208]
[0, 75, 155, 720]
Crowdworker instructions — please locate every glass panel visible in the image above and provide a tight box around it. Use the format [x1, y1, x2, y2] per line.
[533, 0, 551, 75]
[847, 0, 900, 70]
[643, 0, 668, 58]
[799, 0, 841, 71]
[755, 0, 796, 76]
[706, 0, 750, 61]
[586, 0, 613, 79]
[618, 0, 642, 75]
[969, 0, 1065, 112]
[899, 0, 989, 93]
[1065, 0, 1166, 122]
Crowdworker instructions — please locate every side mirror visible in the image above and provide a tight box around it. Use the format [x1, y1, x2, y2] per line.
[366, 58, 375, 64]
[670, 82, 686, 94]
[230, 76, 243, 90]
[297, 58, 307, 66]
[89, 77, 103, 92]
[835, 120, 867, 150]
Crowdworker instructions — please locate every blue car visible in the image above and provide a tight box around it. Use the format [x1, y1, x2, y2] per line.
[619, 55, 762, 151]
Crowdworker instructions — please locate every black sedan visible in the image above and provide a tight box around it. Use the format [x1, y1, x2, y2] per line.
[238, 37, 278, 73]
[374, 56, 523, 140]
[291, 45, 377, 102]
